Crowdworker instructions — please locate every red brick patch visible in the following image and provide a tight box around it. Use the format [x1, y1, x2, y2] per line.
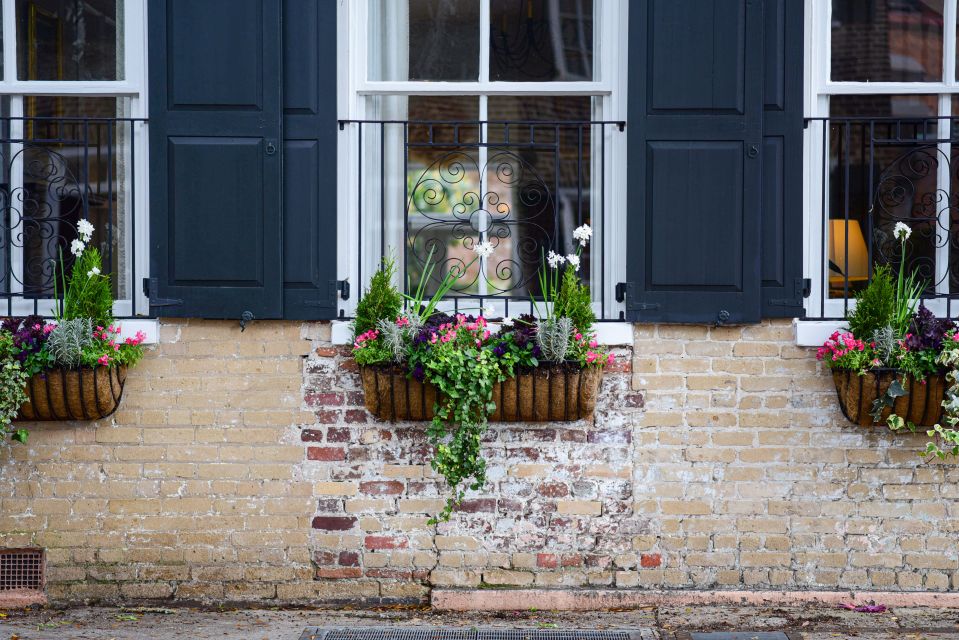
[537, 481, 569, 498]
[641, 553, 662, 568]
[327, 427, 351, 442]
[457, 498, 496, 513]
[300, 429, 324, 442]
[314, 410, 339, 424]
[561, 554, 583, 567]
[364, 568, 412, 580]
[311, 516, 357, 531]
[315, 347, 337, 357]
[344, 409, 368, 423]
[365, 535, 407, 550]
[316, 567, 362, 579]
[536, 553, 558, 569]
[307, 447, 346, 462]
[359, 480, 404, 495]
[338, 551, 360, 567]
[306, 392, 344, 407]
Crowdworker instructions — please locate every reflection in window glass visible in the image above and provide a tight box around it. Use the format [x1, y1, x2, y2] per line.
[490, 0, 593, 81]
[831, 0, 943, 82]
[368, 0, 479, 81]
[14, 97, 130, 299]
[827, 96, 938, 299]
[16, 0, 123, 81]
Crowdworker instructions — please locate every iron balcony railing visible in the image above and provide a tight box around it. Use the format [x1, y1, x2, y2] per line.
[340, 118, 626, 321]
[0, 115, 147, 319]
[806, 115, 959, 321]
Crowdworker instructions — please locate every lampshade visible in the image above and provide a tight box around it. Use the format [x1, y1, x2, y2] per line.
[829, 219, 869, 279]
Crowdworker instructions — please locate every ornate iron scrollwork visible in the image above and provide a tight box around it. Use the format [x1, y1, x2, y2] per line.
[406, 146, 555, 297]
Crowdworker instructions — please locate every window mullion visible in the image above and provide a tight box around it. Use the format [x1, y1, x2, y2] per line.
[2, 0, 17, 83]
[945, 0, 957, 86]
[937, 94, 952, 296]
[479, 0, 490, 85]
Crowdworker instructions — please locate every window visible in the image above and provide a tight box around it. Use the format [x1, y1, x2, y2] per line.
[0, 0, 147, 318]
[806, 0, 959, 319]
[340, 0, 627, 319]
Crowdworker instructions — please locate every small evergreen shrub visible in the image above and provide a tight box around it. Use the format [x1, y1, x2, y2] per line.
[846, 265, 895, 340]
[353, 256, 402, 338]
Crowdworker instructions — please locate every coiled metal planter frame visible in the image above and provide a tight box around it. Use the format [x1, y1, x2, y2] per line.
[360, 364, 602, 422]
[832, 367, 946, 427]
[17, 365, 127, 421]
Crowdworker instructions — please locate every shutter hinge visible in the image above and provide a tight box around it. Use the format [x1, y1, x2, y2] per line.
[617, 282, 660, 311]
[142, 277, 183, 308]
[335, 279, 350, 301]
[767, 278, 811, 309]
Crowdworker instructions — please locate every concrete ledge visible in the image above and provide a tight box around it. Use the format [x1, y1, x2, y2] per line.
[432, 588, 959, 611]
[0, 589, 46, 609]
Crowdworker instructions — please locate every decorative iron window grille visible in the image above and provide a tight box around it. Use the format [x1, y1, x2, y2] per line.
[807, 116, 959, 320]
[0, 115, 146, 319]
[341, 118, 625, 320]
[0, 548, 44, 592]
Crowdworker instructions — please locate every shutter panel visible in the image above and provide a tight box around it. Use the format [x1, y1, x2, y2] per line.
[760, 0, 806, 318]
[282, 0, 339, 319]
[148, 0, 283, 318]
[625, 0, 764, 324]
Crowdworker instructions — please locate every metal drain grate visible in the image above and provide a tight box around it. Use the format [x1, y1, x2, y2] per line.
[0, 549, 44, 591]
[302, 629, 652, 640]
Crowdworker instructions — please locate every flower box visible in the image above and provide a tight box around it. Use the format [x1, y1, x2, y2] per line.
[360, 364, 602, 422]
[17, 366, 127, 421]
[832, 368, 946, 427]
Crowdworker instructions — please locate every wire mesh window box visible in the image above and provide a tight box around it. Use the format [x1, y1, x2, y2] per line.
[17, 365, 127, 421]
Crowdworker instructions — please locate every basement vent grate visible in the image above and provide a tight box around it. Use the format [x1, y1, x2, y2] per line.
[0, 549, 44, 591]
[303, 629, 651, 640]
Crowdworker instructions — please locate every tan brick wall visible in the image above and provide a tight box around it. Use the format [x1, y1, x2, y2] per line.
[2, 318, 958, 604]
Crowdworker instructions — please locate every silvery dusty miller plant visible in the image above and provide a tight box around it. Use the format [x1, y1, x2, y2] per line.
[536, 316, 573, 362]
[47, 318, 94, 368]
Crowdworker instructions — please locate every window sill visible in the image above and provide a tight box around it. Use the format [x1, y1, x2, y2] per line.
[330, 320, 634, 347]
[794, 319, 844, 347]
[115, 319, 159, 345]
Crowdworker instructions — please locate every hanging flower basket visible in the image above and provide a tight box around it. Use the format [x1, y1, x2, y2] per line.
[17, 366, 127, 421]
[360, 364, 602, 422]
[832, 368, 946, 427]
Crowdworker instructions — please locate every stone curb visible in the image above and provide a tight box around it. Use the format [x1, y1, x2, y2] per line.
[432, 588, 959, 611]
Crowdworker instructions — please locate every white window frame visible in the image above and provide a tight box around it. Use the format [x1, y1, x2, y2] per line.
[803, 0, 959, 337]
[0, 0, 150, 318]
[336, 0, 629, 320]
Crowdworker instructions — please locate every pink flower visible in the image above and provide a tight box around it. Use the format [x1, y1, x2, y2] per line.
[483, 331, 491, 340]
[606, 353, 614, 365]
[396, 316, 410, 327]
[586, 352, 598, 364]
[589, 339, 598, 348]
[97, 355, 110, 366]
[574, 333, 583, 341]
[43, 324, 55, 334]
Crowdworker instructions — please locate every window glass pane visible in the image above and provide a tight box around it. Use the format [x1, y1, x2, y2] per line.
[16, 0, 124, 81]
[9, 97, 132, 301]
[831, 0, 943, 82]
[490, 0, 593, 81]
[827, 95, 939, 300]
[486, 96, 594, 291]
[368, 0, 479, 81]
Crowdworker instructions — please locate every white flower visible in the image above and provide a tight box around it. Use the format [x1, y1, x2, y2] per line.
[547, 250, 566, 269]
[77, 219, 95, 242]
[473, 241, 495, 258]
[894, 221, 912, 242]
[566, 254, 581, 271]
[482, 305, 495, 317]
[87, 267, 101, 278]
[70, 239, 86, 256]
[573, 224, 593, 247]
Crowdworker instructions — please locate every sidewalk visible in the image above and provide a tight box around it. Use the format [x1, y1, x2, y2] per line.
[2, 604, 959, 640]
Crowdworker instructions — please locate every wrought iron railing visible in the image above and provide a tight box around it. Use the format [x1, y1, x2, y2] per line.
[0, 115, 146, 318]
[340, 118, 625, 320]
[806, 115, 959, 321]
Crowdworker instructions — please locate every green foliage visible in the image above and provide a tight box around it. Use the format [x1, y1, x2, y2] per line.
[62, 248, 114, 326]
[891, 334, 959, 456]
[47, 318, 94, 368]
[0, 334, 29, 443]
[423, 317, 504, 523]
[847, 265, 895, 340]
[353, 256, 402, 338]
[553, 266, 595, 332]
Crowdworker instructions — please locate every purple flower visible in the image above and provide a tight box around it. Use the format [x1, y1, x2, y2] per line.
[906, 303, 955, 352]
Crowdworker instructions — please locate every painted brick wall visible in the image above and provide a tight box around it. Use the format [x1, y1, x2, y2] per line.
[2, 318, 957, 605]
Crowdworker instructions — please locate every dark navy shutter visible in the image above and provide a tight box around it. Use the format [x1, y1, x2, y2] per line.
[760, 0, 805, 318]
[282, 0, 339, 319]
[625, 0, 765, 324]
[148, 0, 283, 318]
